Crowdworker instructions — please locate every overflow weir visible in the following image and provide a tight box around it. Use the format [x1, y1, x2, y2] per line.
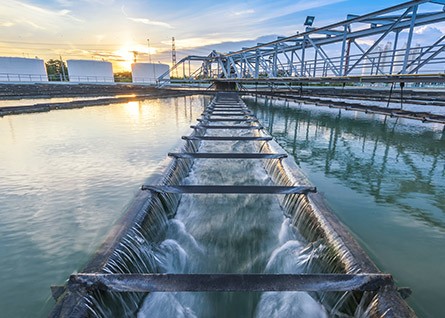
[50, 92, 415, 317]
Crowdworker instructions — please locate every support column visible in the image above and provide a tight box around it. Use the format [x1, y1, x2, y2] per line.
[401, 5, 418, 74]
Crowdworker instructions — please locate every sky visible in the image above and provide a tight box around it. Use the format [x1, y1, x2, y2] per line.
[0, 0, 444, 72]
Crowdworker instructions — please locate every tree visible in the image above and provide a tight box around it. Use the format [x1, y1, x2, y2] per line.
[114, 72, 132, 82]
[45, 59, 68, 81]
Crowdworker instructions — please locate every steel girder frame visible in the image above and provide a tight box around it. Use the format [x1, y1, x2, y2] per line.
[157, 0, 445, 85]
[224, 0, 445, 80]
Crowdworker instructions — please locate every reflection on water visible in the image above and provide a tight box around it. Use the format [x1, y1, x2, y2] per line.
[245, 96, 445, 318]
[0, 96, 109, 107]
[0, 96, 209, 317]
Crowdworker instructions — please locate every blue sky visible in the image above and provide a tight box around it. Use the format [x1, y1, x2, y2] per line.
[0, 0, 443, 71]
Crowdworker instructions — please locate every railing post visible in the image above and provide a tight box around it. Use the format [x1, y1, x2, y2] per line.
[339, 25, 348, 76]
[255, 49, 260, 78]
[389, 30, 400, 74]
[300, 36, 306, 76]
[313, 50, 318, 77]
[401, 5, 418, 74]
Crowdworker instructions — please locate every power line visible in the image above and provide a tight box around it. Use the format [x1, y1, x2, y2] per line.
[0, 40, 125, 47]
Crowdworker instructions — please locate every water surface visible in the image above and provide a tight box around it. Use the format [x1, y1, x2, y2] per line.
[2, 93, 443, 317]
[246, 96, 445, 318]
[0, 96, 119, 107]
[0, 96, 209, 317]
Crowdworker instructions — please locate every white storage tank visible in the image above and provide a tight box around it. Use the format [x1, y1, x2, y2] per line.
[0, 57, 48, 82]
[131, 63, 169, 84]
[67, 60, 114, 83]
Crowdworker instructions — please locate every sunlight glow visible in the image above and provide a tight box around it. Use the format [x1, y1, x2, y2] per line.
[114, 43, 157, 72]
[122, 101, 142, 122]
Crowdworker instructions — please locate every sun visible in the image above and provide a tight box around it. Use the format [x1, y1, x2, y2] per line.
[114, 43, 157, 72]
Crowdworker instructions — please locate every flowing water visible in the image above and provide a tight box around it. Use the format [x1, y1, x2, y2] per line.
[1, 93, 443, 317]
[0, 96, 210, 317]
[245, 96, 445, 318]
[134, 97, 328, 317]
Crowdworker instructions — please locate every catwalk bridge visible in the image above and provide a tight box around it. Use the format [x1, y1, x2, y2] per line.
[159, 0, 445, 87]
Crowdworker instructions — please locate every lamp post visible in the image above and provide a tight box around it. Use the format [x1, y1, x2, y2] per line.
[147, 38, 152, 64]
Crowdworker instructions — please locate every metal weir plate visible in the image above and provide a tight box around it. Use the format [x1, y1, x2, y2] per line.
[202, 113, 251, 116]
[182, 136, 273, 141]
[208, 108, 250, 112]
[212, 103, 242, 106]
[191, 125, 263, 129]
[141, 185, 316, 194]
[168, 152, 287, 159]
[211, 107, 244, 109]
[69, 273, 393, 293]
[197, 118, 256, 122]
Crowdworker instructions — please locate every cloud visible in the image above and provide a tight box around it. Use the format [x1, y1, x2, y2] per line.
[163, 0, 347, 50]
[355, 39, 375, 47]
[176, 34, 282, 55]
[0, 0, 83, 32]
[0, 21, 15, 27]
[55, 0, 74, 6]
[121, 4, 173, 29]
[250, 0, 347, 23]
[233, 9, 255, 16]
[56, 0, 115, 5]
[414, 25, 443, 37]
[127, 17, 173, 29]
[26, 21, 46, 30]
[165, 37, 244, 50]
[20, 1, 78, 19]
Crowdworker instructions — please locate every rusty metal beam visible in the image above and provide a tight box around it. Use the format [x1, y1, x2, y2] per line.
[141, 185, 316, 194]
[69, 273, 393, 293]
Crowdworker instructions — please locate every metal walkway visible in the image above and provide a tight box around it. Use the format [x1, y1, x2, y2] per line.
[253, 91, 445, 124]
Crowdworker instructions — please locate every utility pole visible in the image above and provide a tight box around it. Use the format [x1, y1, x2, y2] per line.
[147, 38, 152, 64]
[172, 37, 177, 77]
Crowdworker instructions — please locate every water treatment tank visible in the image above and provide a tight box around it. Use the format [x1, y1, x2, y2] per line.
[131, 63, 169, 84]
[0, 57, 48, 82]
[67, 60, 114, 83]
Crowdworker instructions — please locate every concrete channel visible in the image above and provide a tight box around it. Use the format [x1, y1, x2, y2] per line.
[49, 91, 415, 317]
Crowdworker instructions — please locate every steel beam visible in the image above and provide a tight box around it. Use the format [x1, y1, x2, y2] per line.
[191, 125, 263, 129]
[167, 152, 287, 159]
[69, 273, 393, 293]
[182, 136, 273, 141]
[141, 185, 316, 194]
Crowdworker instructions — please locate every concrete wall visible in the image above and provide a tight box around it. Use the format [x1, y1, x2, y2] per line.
[132, 63, 169, 84]
[67, 60, 114, 83]
[0, 57, 48, 82]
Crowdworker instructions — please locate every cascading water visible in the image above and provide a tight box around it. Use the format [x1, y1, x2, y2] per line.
[133, 97, 328, 317]
[59, 93, 414, 318]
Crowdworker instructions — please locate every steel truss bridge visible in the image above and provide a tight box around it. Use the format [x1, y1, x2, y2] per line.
[158, 0, 445, 87]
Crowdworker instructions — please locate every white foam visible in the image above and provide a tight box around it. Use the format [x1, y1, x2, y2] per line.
[137, 293, 197, 318]
[255, 292, 328, 318]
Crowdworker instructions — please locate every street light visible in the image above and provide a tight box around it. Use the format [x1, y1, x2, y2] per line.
[147, 38, 152, 64]
[304, 16, 315, 26]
